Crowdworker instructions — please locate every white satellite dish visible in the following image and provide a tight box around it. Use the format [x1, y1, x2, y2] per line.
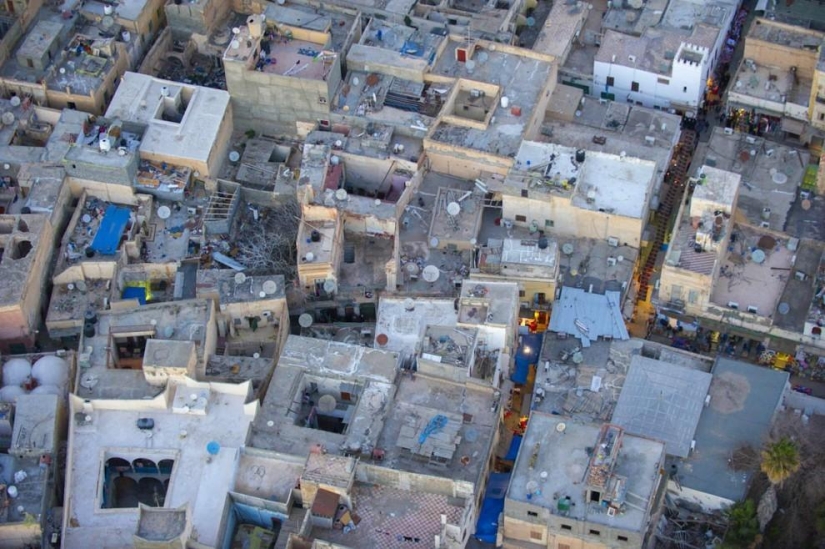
[262, 280, 278, 294]
[9, 96, 20, 107]
[352, 76, 360, 86]
[67, 283, 75, 291]
[422, 265, 440, 282]
[157, 205, 171, 220]
[323, 279, 336, 293]
[298, 313, 313, 328]
[59, 67, 66, 74]
[229, 151, 240, 162]
[556, 422, 567, 433]
[404, 298, 415, 311]
[317, 394, 337, 413]
[234, 272, 247, 284]
[446, 202, 461, 216]
[232, 27, 241, 34]
[335, 188, 348, 201]
[230, 40, 240, 49]
[1, 112, 15, 125]
[305, 252, 315, 262]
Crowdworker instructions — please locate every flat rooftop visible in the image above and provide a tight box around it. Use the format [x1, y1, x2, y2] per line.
[805, 247, 825, 329]
[572, 152, 655, 219]
[729, 62, 811, 108]
[710, 225, 794, 317]
[0, 214, 49, 308]
[479, 237, 559, 280]
[77, 299, 213, 399]
[430, 42, 553, 156]
[775, 239, 824, 332]
[533, 0, 589, 59]
[374, 297, 458, 357]
[508, 413, 665, 532]
[459, 279, 519, 327]
[63, 380, 256, 549]
[250, 336, 399, 456]
[429, 186, 484, 245]
[695, 127, 810, 231]
[105, 72, 230, 166]
[196, 270, 286, 303]
[612, 356, 712, 458]
[83, 0, 150, 22]
[748, 18, 824, 49]
[378, 374, 499, 485]
[674, 358, 787, 502]
[539, 101, 680, 174]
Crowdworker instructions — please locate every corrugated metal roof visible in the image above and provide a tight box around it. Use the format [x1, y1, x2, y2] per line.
[548, 288, 629, 347]
[612, 356, 712, 458]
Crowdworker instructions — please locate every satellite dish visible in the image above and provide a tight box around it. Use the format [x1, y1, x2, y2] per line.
[422, 265, 440, 282]
[556, 422, 567, 433]
[317, 394, 337, 413]
[262, 279, 278, 294]
[772, 172, 788, 185]
[446, 202, 461, 216]
[751, 249, 766, 264]
[59, 67, 66, 74]
[230, 40, 240, 49]
[778, 302, 790, 315]
[1, 112, 15, 125]
[232, 27, 241, 34]
[323, 279, 336, 293]
[259, 291, 266, 298]
[526, 480, 539, 493]
[298, 313, 313, 328]
[234, 272, 247, 284]
[9, 96, 20, 107]
[562, 243, 575, 255]
[335, 188, 348, 201]
[526, 16, 536, 26]
[229, 151, 240, 162]
[404, 298, 416, 311]
[352, 76, 360, 86]
[75, 280, 87, 292]
[206, 441, 221, 455]
[157, 205, 171, 220]
[101, 15, 114, 30]
[67, 283, 76, 291]
[465, 60, 476, 72]
[374, 198, 382, 206]
[305, 252, 315, 262]
[429, 237, 439, 248]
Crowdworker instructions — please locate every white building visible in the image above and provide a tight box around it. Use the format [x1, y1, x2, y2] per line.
[593, 0, 738, 112]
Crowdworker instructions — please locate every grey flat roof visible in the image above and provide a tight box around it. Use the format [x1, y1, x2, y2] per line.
[548, 288, 629, 346]
[612, 356, 712, 458]
[676, 358, 788, 502]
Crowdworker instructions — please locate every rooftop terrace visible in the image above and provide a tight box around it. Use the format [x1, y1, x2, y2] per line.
[429, 41, 554, 156]
[710, 225, 795, 317]
[509, 413, 665, 532]
[698, 128, 809, 231]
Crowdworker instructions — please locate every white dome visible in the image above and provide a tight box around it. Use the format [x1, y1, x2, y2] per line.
[0, 385, 26, 403]
[3, 359, 31, 387]
[32, 356, 69, 387]
[31, 384, 61, 396]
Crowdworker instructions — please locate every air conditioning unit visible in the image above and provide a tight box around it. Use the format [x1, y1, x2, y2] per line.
[607, 257, 617, 266]
[607, 237, 619, 247]
[746, 136, 757, 144]
[747, 305, 758, 314]
[727, 301, 739, 309]
[724, 127, 734, 135]
[644, 136, 655, 145]
[795, 271, 807, 281]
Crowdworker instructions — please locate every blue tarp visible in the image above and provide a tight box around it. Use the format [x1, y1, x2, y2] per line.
[475, 473, 510, 543]
[122, 287, 147, 305]
[504, 435, 522, 462]
[90, 205, 130, 255]
[511, 332, 543, 384]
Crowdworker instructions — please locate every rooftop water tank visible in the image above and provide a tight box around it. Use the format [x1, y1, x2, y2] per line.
[3, 359, 31, 387]
[32, 356, 69, 387]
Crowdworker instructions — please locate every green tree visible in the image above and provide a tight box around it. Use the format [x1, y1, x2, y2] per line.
[724, 499, 760, 549]
[761, 437, 801, 485]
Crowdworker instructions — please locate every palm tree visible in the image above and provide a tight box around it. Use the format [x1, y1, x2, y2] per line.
[760, 437, 800, 485]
